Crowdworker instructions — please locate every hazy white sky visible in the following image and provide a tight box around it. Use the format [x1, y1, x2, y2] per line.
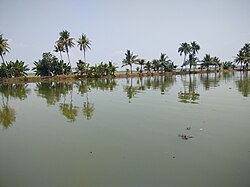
[0, 0, 249, 69]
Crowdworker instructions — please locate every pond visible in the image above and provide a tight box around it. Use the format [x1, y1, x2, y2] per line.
[0, 71, 249, 187]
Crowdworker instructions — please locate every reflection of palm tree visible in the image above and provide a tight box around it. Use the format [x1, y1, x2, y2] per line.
[200, 72, 220, 90]
[124, 78, 139, 103]
[60, 103, 79, 122]
[0, 105, 16, 129]
[178, 74, 200, 104]
[83, 101, 94, 120]
[60, 89, 79, 122]
[235, 71, 250, 97]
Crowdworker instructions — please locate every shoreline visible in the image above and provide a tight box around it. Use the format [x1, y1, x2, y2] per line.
[1, 69, 248, 84]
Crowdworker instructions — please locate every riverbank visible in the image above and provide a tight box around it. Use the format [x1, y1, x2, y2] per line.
[0, 69, 247, 84]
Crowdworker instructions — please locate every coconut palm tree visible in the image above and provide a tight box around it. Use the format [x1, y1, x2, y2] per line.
[235, 50, 245, 70]
[56, 30, 75, 66]
[144, 61, 152, 73]
[77, 34, 91, 62]
[122, 50, 138, 74]
[201, 54, 213, 71]
[0, 34, 11, 64]
[137, 59, 145, 73]
[54, 42, 65, 61]
[178, 42, 191, 69]
[190, 41, 200, 56]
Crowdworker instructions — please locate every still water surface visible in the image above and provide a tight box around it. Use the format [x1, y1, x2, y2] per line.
[0, 71, 249, 187]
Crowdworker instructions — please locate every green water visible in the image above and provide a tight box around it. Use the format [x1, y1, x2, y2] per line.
[0, 71, 249, 187]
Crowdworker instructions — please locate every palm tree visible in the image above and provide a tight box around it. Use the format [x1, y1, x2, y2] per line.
[241, 43, 250, 69]
[178, 42, 191, 69]
[235, 50, 244, 70]
[54, 42, 65, 61]
[77, 34, 91, 62]
[137, 59, 145, 73]
[0, 34, 11, 64]
[212, 56, 220, 70]
[144, 61, 152, 73]
[201, 54, 213, 71]
[56, 30, 75, 66]
[122, 50, 138, 74]
[190, 41, 200, 56]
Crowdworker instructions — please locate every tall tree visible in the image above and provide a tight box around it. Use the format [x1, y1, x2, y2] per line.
[77, 34, 91, 62]
[0, 34, 11, 64]
[56, 30, 75, 66]
[178, 42, 191, 69]
[122, 50, 138, 74]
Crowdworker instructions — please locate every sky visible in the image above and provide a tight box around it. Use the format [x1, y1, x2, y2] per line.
[0, 0, 249, 70]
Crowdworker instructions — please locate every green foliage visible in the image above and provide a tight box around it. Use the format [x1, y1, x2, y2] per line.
[78, 61, 117, 78]
[32, 52, 71, 76]
[0, 60, 29, 78]
[222, 61, 235, 69]
[235, 43, 250, 69]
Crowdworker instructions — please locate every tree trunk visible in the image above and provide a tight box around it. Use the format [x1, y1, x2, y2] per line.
[0, 53, 5, 64]
[59, 51, 63, 61]
[67, 52, 71, 67]
[84, 50, 86, 63]
[130, 64, 132, 74]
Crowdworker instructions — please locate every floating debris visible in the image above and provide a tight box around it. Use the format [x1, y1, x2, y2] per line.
[200, 128, 203, 131]
[178, 133, 193, 140]
[186, 127, 191, 130]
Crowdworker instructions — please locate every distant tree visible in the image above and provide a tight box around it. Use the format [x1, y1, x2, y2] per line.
[77, 34, 91, 62]
[122, 50, 138, 74]
[0, 34, 11, 64]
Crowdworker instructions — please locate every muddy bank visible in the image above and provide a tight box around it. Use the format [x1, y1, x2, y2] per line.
[0, 69, 244, 84]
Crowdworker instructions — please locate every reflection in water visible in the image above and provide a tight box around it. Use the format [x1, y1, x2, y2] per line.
[59, 103, 79, 122]
[83, 101, 94, 120]
[178, 74, 200, 104]
[0, 105, 16, 129]
[35, 82, 72, 105]
[0, 84, 30, 129]
[200, 72, 220, 90]
[235, 71, 250, 97]
[0, 83, 31, 100]
[124, 76, 176, 103]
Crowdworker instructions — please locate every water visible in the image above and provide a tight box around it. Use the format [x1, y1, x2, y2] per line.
[0, 71, 249, 187]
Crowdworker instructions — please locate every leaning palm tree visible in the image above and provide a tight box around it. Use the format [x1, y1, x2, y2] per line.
[56, 30, 75, 66]
[178, 42, 191, 69]
[77, 34, 91, 62]
[54, 42, 65, 61]
[0, 34, 11, 64]
[122, 50, 138, 74]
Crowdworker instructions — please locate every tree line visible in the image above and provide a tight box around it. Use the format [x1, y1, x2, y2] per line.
[0, 32, 250, 79]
